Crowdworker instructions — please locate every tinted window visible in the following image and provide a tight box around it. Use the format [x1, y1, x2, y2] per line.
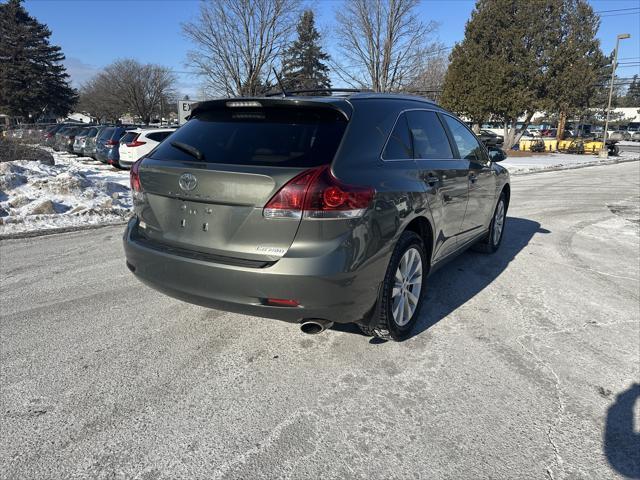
[443, 115, 486, 162]
[149, 108, 347, 167]
[120, 132, 137, 144]
[382, 113, 412, 160]
[405, 111, 453, 159]
[98, 127, 114, 140]
[147, 131, 172, 142]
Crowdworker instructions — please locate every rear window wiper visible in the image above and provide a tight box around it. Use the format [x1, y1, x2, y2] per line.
[170, 141, 205, 161]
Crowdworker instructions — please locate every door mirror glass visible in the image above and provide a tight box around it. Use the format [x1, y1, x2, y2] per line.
[488, 147, 507, 162]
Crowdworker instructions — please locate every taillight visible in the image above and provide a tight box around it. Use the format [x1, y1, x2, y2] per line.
[130, 158, 143, 192]
[126, 135, 146, 148]
[105, 139, 118, 146]
[263, 165, 374, 219]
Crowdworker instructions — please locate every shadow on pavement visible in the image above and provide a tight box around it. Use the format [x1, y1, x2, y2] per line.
[604, 383, 640, 479]
[332, 217, 549, 341]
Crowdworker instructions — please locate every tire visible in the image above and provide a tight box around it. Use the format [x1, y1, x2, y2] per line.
[359, 231, 427, 341]
[473, 192, 507, 253]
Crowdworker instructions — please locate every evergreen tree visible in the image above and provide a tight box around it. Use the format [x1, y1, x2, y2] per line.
[440, 0, 550, 145]
[544, 0, 606, 139]
[0, 0, 76, 121]
[280, 10, 331, 93]
[623, 75, 640, 107]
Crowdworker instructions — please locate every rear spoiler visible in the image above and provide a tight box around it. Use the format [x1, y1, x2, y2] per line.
[189, 97, 353, 121]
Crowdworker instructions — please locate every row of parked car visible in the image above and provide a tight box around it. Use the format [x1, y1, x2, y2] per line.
[42, 123, 178, 169]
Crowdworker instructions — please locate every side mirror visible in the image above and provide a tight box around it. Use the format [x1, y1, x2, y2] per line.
[488, 147, 507, 162]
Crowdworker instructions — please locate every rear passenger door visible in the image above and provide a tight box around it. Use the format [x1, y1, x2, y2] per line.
[405, 110, 469, 261]
[442, 115, 496, 243]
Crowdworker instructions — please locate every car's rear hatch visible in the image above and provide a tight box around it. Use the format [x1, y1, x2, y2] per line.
[135, 98, 351, 263]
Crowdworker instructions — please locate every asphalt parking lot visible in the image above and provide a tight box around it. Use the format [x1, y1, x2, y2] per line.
[1, 161, 639, 480]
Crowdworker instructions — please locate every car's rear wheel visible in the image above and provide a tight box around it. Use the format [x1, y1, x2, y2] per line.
[359, 231, 426, 341]
[473, 192, 506, 253]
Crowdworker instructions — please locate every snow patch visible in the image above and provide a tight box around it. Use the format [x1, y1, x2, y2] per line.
[0, 149, 132, 235]
[502, 150, 639, 175]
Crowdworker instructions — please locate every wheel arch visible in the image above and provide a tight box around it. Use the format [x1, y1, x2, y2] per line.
[501, 182, 511, 210]
[403, 216, 433, 267]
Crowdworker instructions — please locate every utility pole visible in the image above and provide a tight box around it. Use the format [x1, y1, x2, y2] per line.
[601, 33, 630, 157]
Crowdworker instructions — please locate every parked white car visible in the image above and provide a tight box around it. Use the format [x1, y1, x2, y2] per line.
[119, 128, 176, 169]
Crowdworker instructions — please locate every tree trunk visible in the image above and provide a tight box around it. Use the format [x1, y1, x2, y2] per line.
[556, 111, 567, 141]
[503, 112, 534, 150]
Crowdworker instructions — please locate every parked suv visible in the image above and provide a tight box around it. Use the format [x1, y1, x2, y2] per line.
[123, 94, 510, 340]
[119, 127, 176, 169]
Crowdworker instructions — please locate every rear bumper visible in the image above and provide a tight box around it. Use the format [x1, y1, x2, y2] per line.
[123, 218, 383, 324]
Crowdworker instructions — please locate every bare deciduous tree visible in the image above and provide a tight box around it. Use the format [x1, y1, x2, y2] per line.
[333, 0, 440, 92]
[78, 59, 176, 124]
[406, 45, 449, 100]
[182, 0, 300, 97]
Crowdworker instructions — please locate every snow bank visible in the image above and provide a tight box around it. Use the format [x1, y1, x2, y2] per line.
[502, 150, 639, 174]
[0, 150, 132, 236]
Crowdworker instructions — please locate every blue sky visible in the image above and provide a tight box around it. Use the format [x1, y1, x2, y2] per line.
[24, 0, 640, 97]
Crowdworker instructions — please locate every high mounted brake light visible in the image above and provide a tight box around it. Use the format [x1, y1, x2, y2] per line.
[226, 101, 262, 108]
[263, 166, 374, 220]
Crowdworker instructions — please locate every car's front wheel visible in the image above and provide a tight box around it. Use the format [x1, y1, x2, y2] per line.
[359, 231, 426, 341]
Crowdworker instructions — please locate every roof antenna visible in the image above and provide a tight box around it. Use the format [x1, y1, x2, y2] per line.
[272, 68, 288, 97]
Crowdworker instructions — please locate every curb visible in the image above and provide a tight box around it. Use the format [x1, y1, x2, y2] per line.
[0, 221, 128, 241]
[509, 156, 639, 176]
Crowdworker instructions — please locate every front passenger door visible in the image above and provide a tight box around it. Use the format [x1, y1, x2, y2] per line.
[442, 115, 497, 244]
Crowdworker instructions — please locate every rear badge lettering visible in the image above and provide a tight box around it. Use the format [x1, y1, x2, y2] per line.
[256, 246, 286, 255]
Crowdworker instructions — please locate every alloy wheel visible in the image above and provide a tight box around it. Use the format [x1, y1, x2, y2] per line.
[391, 247, 423, 326]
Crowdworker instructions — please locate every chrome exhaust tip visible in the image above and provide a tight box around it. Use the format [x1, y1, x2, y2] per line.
[300, 319, 334, 335]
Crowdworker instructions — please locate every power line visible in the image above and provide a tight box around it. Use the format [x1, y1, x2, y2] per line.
[599, 11, 640, 18]
[594, 7, 640, 14]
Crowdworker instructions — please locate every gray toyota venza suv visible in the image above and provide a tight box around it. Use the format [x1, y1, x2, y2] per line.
[123, 93, 510, 340]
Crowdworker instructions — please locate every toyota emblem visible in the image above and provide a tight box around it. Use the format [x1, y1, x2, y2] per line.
[179, 173, 197, 191]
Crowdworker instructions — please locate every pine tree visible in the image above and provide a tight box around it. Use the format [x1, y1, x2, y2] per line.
[440, 0, 553, 147]
[280, 10, 331, 93]
[544, 0, 606, 139]
[623, 75, 640, 107]
[0, 0, 77, 121]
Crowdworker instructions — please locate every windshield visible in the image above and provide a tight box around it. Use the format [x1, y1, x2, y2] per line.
[149, 107, 347, 167]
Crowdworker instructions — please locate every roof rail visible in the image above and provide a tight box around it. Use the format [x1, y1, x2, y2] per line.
[263, 88, 371, 97]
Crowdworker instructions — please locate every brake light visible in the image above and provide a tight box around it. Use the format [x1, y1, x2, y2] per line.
[105, 139, 118, 146]
[263, 165, 374, 219]
[130, 158, 143, 192]
[126, 135, 146, 148]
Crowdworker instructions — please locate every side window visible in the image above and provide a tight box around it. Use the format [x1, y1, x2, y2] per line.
[405, 111, 453, 159]
[382, 113, 413, 160]
[148, 131, 172, 142]
[443, 115, 487, 162]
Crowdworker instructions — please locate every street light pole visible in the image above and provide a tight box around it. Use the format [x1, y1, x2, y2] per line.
[601, 33, 630, 157]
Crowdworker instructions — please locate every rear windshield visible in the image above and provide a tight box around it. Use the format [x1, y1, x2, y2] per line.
[120, 132, 137, 144]
[98, 127, 114, 140]
[148, 107, 347, 167]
